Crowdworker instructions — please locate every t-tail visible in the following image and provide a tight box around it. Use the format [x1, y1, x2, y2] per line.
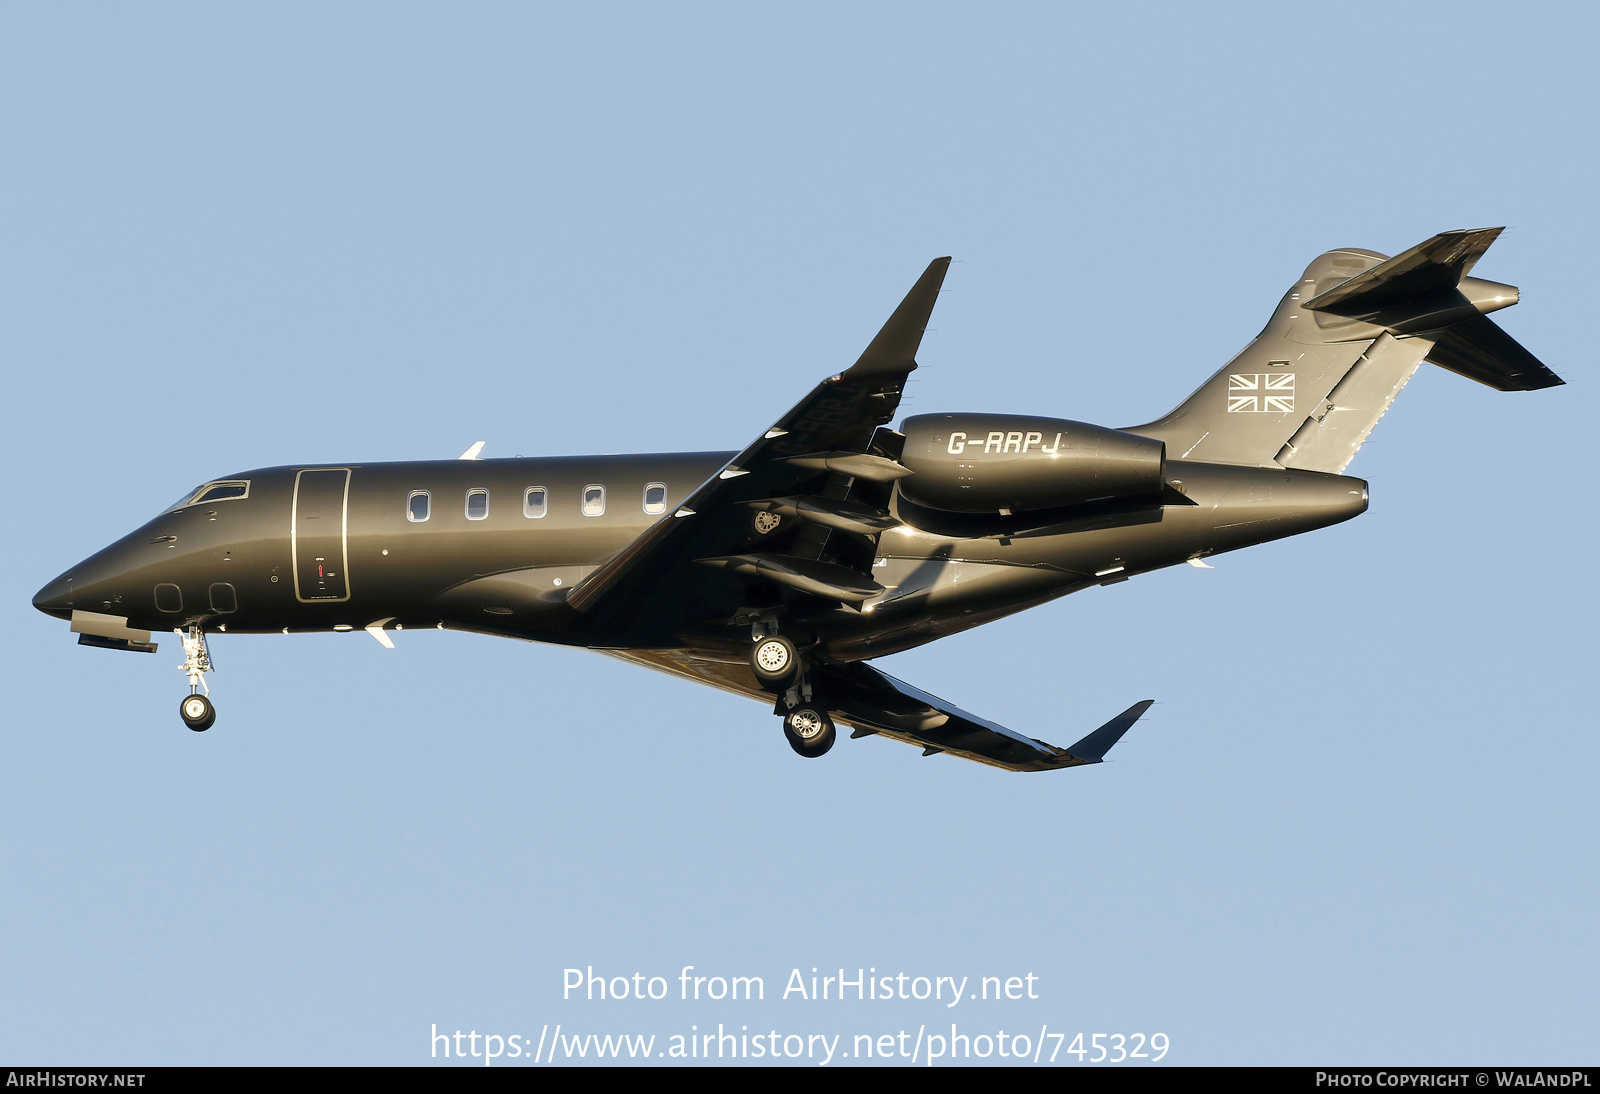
[1126, 228, 1563, 472]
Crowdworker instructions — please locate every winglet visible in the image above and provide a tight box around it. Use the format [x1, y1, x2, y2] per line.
[842, 257, 951, 381]
[1064, 699, 1155, 763]
[459, 441, 486, 460]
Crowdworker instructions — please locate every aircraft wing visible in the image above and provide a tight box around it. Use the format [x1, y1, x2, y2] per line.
[565, 257, 951, 625]
[575, 255, 1153, 772]
[603, 648, 1154, 772]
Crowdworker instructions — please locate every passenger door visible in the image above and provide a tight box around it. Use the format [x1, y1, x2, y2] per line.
[292, 468, 351, 602]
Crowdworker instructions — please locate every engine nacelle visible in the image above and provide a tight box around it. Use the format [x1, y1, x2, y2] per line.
[898, 413, 1166, 513]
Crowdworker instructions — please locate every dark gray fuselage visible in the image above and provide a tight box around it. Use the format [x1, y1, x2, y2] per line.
[34, 451, 1367, 662]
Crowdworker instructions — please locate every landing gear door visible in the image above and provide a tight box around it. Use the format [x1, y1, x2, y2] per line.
[292, 468, 352, 602]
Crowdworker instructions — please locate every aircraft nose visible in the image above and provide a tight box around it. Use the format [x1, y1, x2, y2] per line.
[36, 531, 156, 622]
[33, 573, 74, 618]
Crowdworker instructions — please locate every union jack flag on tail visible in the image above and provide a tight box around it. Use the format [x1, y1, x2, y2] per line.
[1227, 372, 1295, 413]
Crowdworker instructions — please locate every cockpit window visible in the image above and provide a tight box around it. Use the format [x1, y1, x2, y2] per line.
[197, 482, 249, 503]
[169, 480, 251, 511]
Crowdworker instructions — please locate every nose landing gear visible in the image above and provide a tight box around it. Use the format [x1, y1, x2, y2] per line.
[177, 625, 215, 732]
[180, 693, 215, 732]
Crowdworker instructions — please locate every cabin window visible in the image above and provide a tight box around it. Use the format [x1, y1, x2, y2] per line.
[466, 488, 489, 520]
[154, 583, 183, 613]
[582, 484, 606, 517]
[524, 487, 548, 518]
[407, 491, 431, 522]
[643, 482, 667, 515]
[209, 583, 237, 613]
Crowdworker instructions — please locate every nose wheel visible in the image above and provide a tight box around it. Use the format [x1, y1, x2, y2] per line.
[177, 625, 216, 732]
[180, 693, 216, 732]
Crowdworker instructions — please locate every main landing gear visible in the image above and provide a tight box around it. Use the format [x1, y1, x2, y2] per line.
[748, 623, 834, 758]
[783, 704, 835, 758]
[177, 625, 215, 732]
[750, 633, 800, 687]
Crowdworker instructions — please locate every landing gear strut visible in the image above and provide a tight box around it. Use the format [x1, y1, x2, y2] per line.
[177, 625, 215, 732]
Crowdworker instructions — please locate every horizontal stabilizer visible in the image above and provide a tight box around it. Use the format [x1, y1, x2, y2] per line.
[1424, 315, 1564, 391]
[1301, 227, 1564, 393]
[1304, 227, 1502, 316]
[1064, 699, 1155, 763]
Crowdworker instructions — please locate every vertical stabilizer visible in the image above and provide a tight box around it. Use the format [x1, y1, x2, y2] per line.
[1126, 230, 1561, 473]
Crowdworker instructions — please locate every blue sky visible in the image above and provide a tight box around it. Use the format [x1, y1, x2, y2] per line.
[2, 2, 1595, 1066]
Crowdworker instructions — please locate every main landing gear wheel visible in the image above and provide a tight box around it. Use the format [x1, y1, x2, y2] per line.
[750, 634, 800, 686]
[180, 693, 215, 732]
[783, 705, 835, 758]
